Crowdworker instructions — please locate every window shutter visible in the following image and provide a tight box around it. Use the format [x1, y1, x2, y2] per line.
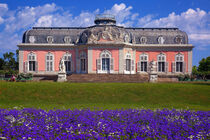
[165, 62, 168, 73]
[124, 59, 126, 71]
[172, 62, 175, 73]
[137, 61, 141, 72]
[131, 60, 135, 71]
[35, 61, 38, 72]
[110, 58, 114, 71]
[183, 62, 186, 73]
[96, 59, 101, 71]
[24, 61, 28, 73]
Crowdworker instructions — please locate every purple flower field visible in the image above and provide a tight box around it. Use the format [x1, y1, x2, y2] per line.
[0, 109, 209, 139]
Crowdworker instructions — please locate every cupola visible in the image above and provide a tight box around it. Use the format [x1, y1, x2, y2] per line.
[94, 14, 116, 25]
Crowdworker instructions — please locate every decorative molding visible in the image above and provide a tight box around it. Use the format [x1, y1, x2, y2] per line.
[29, 36, 36, 43]
[47, 36, 54, 43]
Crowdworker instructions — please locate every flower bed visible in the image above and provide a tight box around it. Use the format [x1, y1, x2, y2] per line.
[0, 109, 209, 139]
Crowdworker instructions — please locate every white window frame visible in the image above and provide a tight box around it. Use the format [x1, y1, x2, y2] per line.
[45, 52, 54, 72]
[80, 51, 87, 73]
[47, 36, 54, 43]
[139, 53, 148, 72]
[175, 53, 184, 73]
[64, 36, 71, 44]
[27, 52, 37, 72]
[97, 50, 113, 74]
[157, 53, 166, 73]
[124, 53, 135, 74]
[63, 53, 73, 73]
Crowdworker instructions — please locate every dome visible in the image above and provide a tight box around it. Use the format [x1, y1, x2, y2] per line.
[94, 14, 116, 25]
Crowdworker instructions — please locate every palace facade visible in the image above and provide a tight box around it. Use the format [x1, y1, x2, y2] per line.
[18, 14, 193, 76]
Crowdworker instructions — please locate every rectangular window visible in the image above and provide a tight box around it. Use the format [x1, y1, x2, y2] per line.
[141, 62, 147, 72]
[29, 61, 35, 71]
[80, 59, 86, 72]
[65, 61, 71, 72]
[102, 58, 110, 71]
[46, 55, 54, 72]
[158, 62, 165, 72]
[176, 62, 183, 72]
[126, 59, 131, 71]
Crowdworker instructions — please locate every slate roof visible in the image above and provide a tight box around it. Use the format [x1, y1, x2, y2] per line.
[22, 15, 188, 45]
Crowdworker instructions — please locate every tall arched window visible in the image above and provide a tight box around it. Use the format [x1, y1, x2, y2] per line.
[124, 53, 134, 74]
[63, 53, 72, 73]
[175, 53, 184, 72]
[125, 53, 131, 71]
[97, 50, 113, 73]
[27, 52, 37, 72]
[46, 52, 54, 72]
[157, 53, 167, 72]
[138, 53, 148, 72]
[80, 52, 86, 72]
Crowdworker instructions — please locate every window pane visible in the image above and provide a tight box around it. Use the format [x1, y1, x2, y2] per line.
[144, 56, 147, 61]
[141, 56, 144, 60]
[158, 56, 161, 61]
[158, 62, 161, 72]
[144, 62, 147, 71]
[126, 59, 131, 71]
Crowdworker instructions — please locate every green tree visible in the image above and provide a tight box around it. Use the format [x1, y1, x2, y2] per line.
[192, 66, 198, 76]
[15, 49, 19, 70]
[2, 52, 16, 71]
[198, 56, 210, 72]
[197, 56, 210, 80]
[0, 58, 4, 70]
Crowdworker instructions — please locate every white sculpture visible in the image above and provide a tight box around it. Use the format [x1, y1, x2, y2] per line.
[149, 60, 158, 82]
[150, 60, 156, 73]
[59, 57, 66, 73]
[57, 57, 67, 82]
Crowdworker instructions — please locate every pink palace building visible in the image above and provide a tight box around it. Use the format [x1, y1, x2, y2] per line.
[18, 14, 193, 77]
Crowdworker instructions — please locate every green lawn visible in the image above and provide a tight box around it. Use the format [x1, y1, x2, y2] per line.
[0, 81, 209, 110]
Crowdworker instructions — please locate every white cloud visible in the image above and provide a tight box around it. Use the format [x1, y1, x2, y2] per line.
[104, 3, 138, 27]
[0, 3, 8, 15]
[138, 8, 210, 50]
[0, 3, 8, 24]
[0, 17, 4, 24]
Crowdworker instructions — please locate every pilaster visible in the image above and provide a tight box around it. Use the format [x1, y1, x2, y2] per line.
[118, 47, 124, 74]
[19, 50, 24, 73]
[88, 47, 93, 73]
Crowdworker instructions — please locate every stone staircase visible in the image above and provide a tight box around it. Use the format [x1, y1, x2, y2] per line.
[67, 74, 149, 83]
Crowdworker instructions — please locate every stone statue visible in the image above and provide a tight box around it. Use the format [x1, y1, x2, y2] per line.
[150, 60, 156, 73]
[59, 57, 66, 73]
[149, 60, 158, 82]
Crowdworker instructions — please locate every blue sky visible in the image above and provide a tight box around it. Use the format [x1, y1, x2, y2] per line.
[0, 0, 210, 66]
